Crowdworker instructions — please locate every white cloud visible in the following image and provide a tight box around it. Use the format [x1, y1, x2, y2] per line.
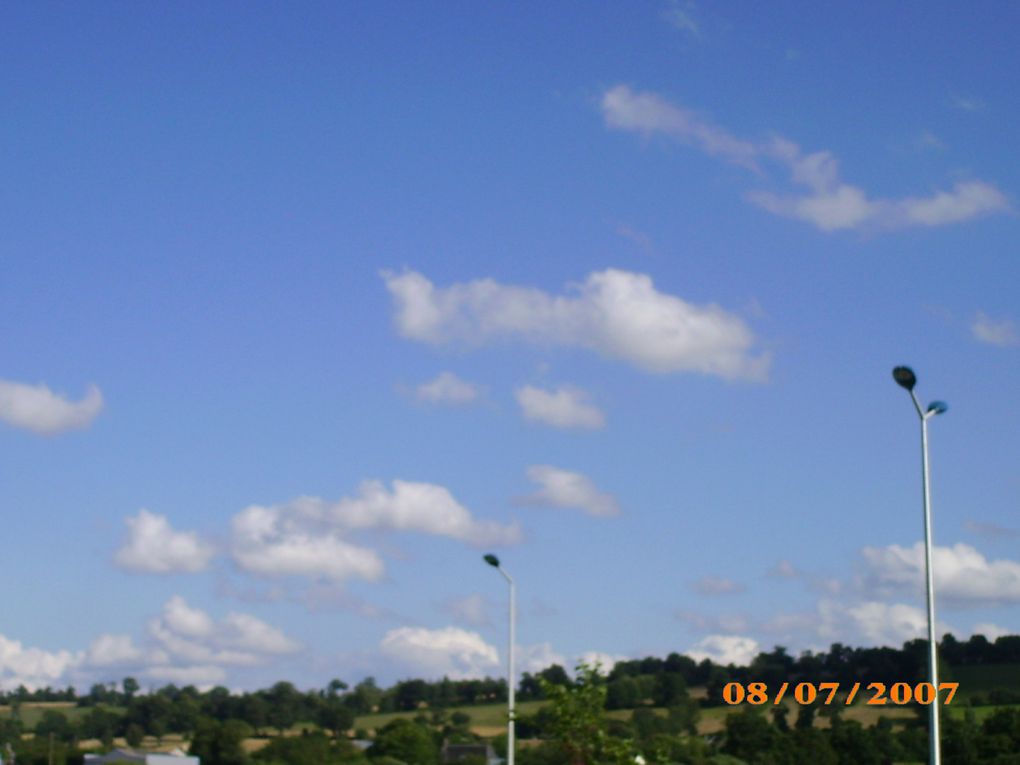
[972, 312, 1019, 347]
[845, 601, 933, 646]
[575, 651, 628, 672]
[524, 465, 620, 516]
[0, 634, 82, 691]
[147, 596, 299, 668]
[384, 269, 768, 381]
[380, 626, 500, 680]
[416, 372, 482, 405]
[1, 598, 299, 691]
[897, 182, 1010, 226]
[602, 85, 758, 169]
[663, 1, 701, 38]
[329, 480, 521, 546]
[231, 480, 520, 582]
[115, 510, 216, 574]
[85, 634, 146, 668]
[602, 85, 1011, 232]
[971, 623, 1011, 641]
[692, 576, 745, 595]
[516, 386, 606, 430]
[861, 542, 1020, 605]
[232, 504, 386, 583]
[518, 642, 567, 674]
[686, 635, 759, 666]
[0, 380, 103, 435]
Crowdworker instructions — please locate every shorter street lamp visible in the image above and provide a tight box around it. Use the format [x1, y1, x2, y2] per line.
[893, 365, 947, 765]
[484, 554, 515, 765]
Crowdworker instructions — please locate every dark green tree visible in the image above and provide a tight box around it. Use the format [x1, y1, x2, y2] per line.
[369, 718, 439, 765]
[189, 717, 251, 765]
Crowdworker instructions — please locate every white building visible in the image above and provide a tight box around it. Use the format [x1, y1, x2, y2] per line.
[83, 748, 199, 764]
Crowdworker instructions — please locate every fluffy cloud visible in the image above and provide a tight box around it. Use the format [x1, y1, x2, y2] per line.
[602, 85, 1010, 232]
[115, 510, 216, 574]
[380, 626, 500, 680]
[972, 312, 1019, 347]
[516, 386, 606, 430]
[232, 504, 386, 582]
[576, 651, 628, 672]
[147, 596, 300, 668]
[416, 372, 482, 405]
[517, 642, 567, 674]
[0, 598, 298, 691]
[686, 635, 760, 666]
[330, 480, 520, 545]
[844, 601, 932, 645]
[861, 542, 1020, 605]
[85, 634, 146, 668]
[384, 269, 768, 380]
[231, 480, 520, 582]
[971, 623, 1011, 641]
[0, 634, 82, 690]
[0, 380, 103, 435]
[524, 465, 620, 516]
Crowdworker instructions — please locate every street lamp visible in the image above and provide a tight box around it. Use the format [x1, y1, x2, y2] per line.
[893, 365, 947, 765]
[484, 554, 515, 765]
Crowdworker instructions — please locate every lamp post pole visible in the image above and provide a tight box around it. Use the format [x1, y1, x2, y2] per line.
[893, 366, 947, 765]
[484, 554, 515, 765]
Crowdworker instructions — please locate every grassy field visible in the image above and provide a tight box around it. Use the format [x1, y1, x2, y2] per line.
[0, 702, 88, 728]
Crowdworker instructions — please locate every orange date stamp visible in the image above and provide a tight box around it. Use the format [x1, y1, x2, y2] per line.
[722, 681, 958, 706]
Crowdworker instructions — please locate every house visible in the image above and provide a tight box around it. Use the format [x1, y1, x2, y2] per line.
[83, 748, 200, 764]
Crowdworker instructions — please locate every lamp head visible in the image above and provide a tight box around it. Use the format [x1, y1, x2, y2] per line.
[893, 366, 917, 391]
[927, 400, 948, 415]
[483, 554, 500, 568]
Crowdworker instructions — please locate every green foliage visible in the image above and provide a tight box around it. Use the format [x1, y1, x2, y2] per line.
[125, 721, 145, 748]
[189, 716, 252, 765]
[34, 709, 74, 743]
[253, 730, 359, 764]
[370, 718, 439, 765]
[318, 697, 356, 738]
[538, 662, 632, 765]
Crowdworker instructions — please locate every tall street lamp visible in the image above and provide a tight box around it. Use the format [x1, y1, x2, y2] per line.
[893, 365, 947, 765]
[484, 554, 515, 765]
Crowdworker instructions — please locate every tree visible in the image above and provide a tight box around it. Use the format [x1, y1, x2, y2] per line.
[125, 723, 145, 748]
[253, 730, 355, 764]
[35, 710, 74, 744]
[539, 662, 632, 765]
[266, 681, 301, 734]
[370, 718, 439, 765]
[189, 717, 251, 765]
[721, 708, 778, 763]
[122, 677, 140, 701]
[317, 697, 355, 739]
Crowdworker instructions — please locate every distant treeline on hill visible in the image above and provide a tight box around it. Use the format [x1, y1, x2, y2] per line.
[1, 632, 1017, 711]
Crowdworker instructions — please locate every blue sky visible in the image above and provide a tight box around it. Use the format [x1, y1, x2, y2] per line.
[1, 1, 1018, 692]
